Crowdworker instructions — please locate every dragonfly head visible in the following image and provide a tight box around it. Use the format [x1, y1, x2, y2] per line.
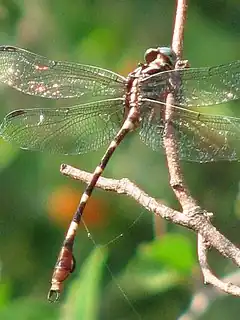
[144, 47, 177, 67]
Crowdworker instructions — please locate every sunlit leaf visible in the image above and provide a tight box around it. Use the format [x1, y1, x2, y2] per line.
[139, 233, 196, 273]
[105, 233, 196, 305]
[103, 235, 194, 318]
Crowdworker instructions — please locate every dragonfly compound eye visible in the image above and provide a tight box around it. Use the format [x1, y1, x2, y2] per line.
[144, 48, 159, 64]
[158, 47, 177, 66]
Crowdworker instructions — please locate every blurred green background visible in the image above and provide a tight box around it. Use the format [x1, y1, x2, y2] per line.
[0, 0, 239, 319]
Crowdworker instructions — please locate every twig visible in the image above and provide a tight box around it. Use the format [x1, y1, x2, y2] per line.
[178, 270, 240, 320]
[198, 234, 240, 295]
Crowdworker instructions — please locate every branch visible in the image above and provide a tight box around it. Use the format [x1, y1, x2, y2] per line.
[165, 0, 197, 212]
[60, 164, 240, 297]
[161, 0, 240, 305]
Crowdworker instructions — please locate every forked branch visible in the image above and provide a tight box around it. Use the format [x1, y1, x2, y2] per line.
[61, 163, 240, 297]
[164, 0, 240, 298]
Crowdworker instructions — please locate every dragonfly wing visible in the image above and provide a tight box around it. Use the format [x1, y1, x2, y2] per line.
[138, 100, 165, 151]
[0, 46, 126, 100]
[139, 99, 240, 162]
[142, 61, 240, 107]
[140, 72, 170, 101]
[0, 98, 124, 155]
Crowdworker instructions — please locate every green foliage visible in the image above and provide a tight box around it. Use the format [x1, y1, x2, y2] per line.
[138, 233, 196, 274]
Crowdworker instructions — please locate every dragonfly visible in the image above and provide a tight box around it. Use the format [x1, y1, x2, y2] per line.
[0, 45, 239, 301]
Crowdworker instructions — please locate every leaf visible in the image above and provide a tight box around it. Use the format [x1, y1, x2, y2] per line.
[105, 233, 196, 301]
[61, 246, 108, 320]
[139, 233, 196, 274]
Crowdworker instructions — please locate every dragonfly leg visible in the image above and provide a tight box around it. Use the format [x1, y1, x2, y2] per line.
[175, 59, 190, 69]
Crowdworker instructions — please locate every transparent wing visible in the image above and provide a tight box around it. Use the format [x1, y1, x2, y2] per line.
[139, 99, 240, 162]
[0, 98, 124, 154]
[0, 46, 126, 100]
[141, 61, 240, 107]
